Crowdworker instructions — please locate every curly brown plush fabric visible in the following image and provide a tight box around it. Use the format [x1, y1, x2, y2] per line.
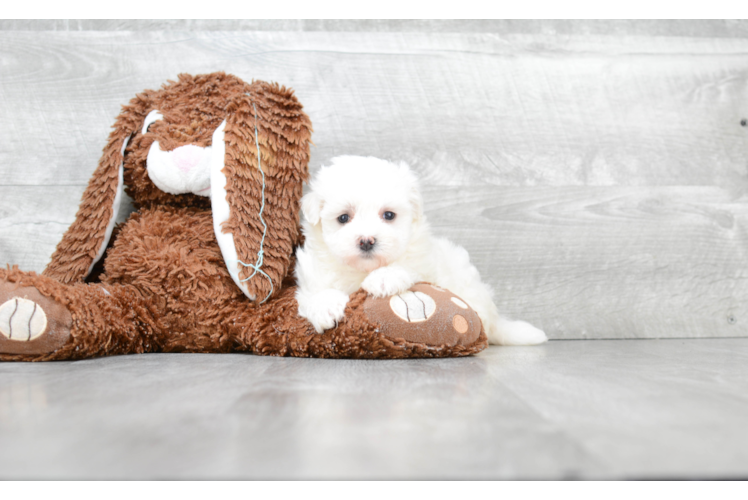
[45, 73, 309, 299]
[0, 72, 487, 362]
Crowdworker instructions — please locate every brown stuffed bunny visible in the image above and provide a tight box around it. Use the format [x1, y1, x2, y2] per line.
[0, 72, 487, 361]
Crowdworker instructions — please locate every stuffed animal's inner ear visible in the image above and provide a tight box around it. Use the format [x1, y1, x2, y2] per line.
[301, 191, 323, 225]
[209, 120, 255, 301]
[86, 134, 129, 277]
[141, 110, 163, 135]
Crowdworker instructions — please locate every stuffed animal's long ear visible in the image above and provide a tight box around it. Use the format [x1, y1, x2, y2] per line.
[43, 98, 150, 284]
[211, 81, 312, 302]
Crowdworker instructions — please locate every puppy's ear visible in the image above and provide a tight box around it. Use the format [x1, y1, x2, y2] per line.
[211, 79, 312, 303]
[43, 95, 151, 283]
[398, 161, 424, 222]
[301, 191, 323, 226]
[409, 186, 424, 222]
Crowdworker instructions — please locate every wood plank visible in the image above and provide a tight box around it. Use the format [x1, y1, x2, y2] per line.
[2, 340, 748, 478]
[480, 339, 748, 479]
[0, 351, 608, 479]
[422, 185, 748, 340]
[2, 183, 745, 340]
[0, 31, 746, 187]
[0, 186, 134, 272]
[2, 20, 748, 38]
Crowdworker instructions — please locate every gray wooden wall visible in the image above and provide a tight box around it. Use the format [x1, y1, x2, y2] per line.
[1, 20, 747, 340]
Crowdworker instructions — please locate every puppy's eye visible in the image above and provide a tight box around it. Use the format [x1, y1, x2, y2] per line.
[337, 214, 350, 224]
[383, 211, 396, 221]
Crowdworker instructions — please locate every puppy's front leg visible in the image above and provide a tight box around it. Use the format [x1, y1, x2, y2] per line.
[296, 288, 350, 334]
[362, 264, 417, 298]
[294, 246, 351, 333]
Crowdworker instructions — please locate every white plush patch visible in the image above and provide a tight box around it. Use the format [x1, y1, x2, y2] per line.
[450, 297, 468, 309]
[0, 298, 48, 341]
[142, 110, 163, 135]
[389, 291, 436, 323]
[86, 134, 128, 277]
[146, 141, 212, 196]
[209, 120, 254, 301]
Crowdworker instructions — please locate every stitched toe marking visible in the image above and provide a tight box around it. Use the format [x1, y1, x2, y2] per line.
[0, 298, 48, 341]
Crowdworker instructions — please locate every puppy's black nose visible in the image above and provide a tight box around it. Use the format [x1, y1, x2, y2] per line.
[359, 237, 376, 252]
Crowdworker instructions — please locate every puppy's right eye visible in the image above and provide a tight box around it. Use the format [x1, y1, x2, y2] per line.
[337, 214, 350, 224]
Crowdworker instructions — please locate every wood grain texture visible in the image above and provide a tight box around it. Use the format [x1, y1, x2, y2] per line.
[3, 183, 745, 339]
[1, 30, 747, 339]
[423, 186, 748, 339]
[2, 20, 748, 38]
[2, 340, 748, 479]
[480, 339, 748, 478]
[0, 31, 746, 187]
[0, 187, 134, 272]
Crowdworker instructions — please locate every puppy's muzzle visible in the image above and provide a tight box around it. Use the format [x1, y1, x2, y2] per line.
[358, 237, 376, 253]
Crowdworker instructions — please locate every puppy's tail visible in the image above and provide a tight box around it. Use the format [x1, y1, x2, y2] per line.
[487, 317, 548, 346]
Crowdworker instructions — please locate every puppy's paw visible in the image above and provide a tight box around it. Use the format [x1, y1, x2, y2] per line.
[298, 289, 350, 334]
[488, 319, 548, 346]
[362, 266, 415, 298]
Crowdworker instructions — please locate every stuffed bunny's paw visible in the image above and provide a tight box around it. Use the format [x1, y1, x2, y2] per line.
[0, 281, 73, 356]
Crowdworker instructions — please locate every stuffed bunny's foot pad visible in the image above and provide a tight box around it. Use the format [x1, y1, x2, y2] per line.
[0, 282, 72, 355]
[364, 283, 483, 347]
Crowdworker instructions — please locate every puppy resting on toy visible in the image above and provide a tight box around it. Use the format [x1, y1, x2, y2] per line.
[295, 156, 548, 346]
[0, 74, 488, 361]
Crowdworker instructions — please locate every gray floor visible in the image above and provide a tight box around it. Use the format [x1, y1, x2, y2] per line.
[1, 339, 747, 480]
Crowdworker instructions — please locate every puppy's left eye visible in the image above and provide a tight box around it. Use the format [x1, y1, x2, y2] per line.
[337, 214, 350, 224]
[383, 211, 396, 221]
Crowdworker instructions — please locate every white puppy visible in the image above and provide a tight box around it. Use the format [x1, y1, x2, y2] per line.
[294, 156, 547, 346]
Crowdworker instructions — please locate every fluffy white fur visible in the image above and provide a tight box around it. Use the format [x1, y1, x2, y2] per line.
[294, 156, 548, 346]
